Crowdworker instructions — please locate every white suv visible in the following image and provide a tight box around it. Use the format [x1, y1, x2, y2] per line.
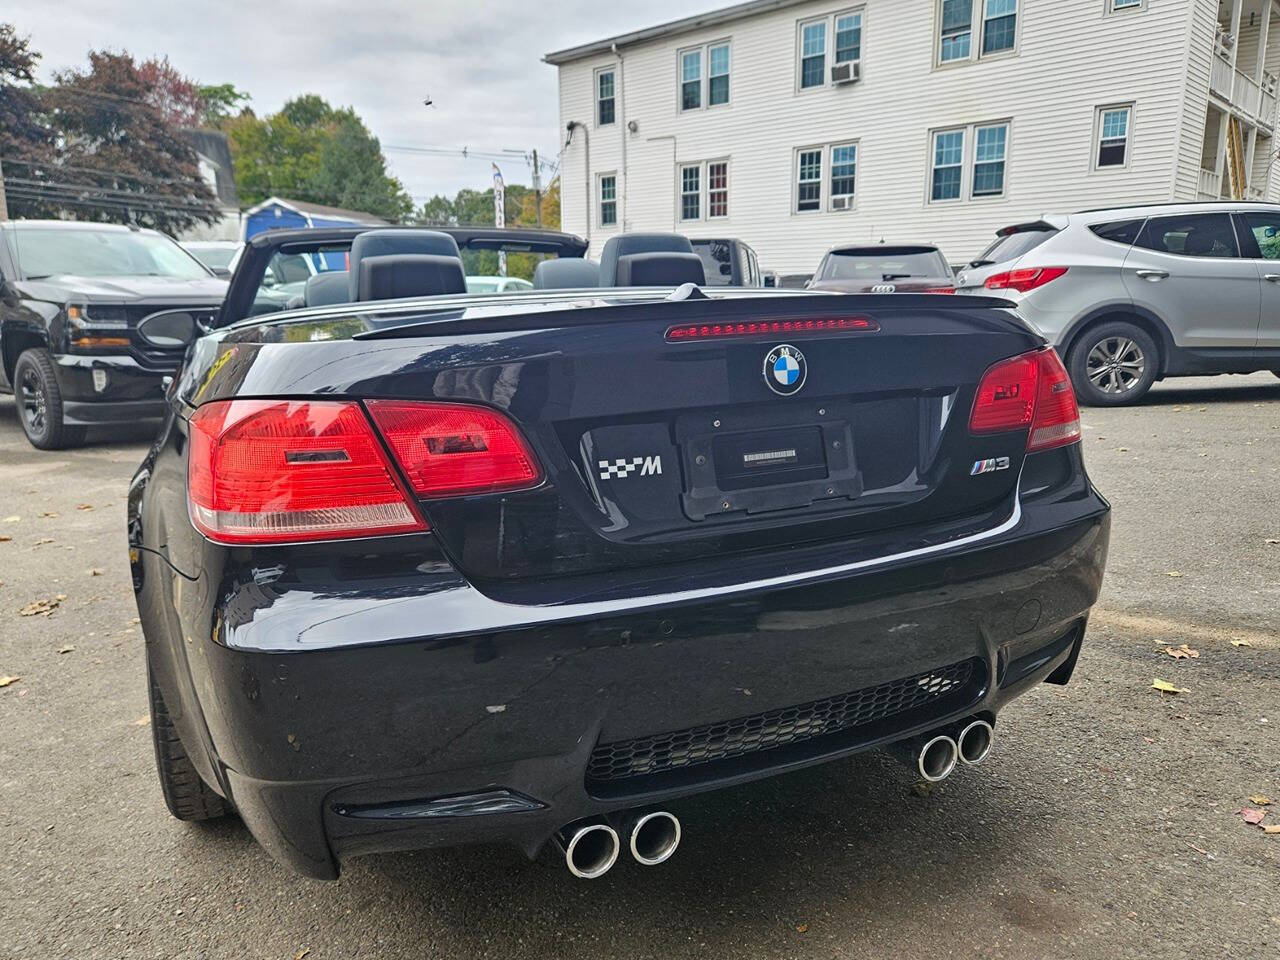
[956, 202, 1280, 405]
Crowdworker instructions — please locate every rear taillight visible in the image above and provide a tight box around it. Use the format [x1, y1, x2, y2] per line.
[969, 347, 1081, 453]
[364, 401, 541, 498]
[665, 316, 879, 342]
[984, 267, 1068, 293]
[187, 399, 425, 545]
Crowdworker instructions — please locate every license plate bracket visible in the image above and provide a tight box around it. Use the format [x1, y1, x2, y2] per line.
[677, 402, 862, 521]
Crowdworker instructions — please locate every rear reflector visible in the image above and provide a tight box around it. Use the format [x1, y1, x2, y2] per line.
[665, 316, 879, 342]
[187, 399, 425, 545]
[969, 347, 1081, 452]
[364, 401, 541, 498]
[984, 267, 1068, 293]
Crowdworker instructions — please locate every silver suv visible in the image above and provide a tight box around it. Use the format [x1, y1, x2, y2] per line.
[955, 202, 1280, 405]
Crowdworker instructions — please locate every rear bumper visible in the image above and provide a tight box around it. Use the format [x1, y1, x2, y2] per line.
[53, 354, 171, 425]
[172, 492, 1109, 880]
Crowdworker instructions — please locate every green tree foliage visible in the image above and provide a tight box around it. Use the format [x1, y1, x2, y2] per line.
[413, 178, 562, 279]
[197, 83, 250, 128]
[0, 23, 57, 218]
[225, 95, 411, 220]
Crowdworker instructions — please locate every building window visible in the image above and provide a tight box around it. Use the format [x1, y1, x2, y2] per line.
[1096, 105, 1131, 167]
[835, 12, 862, 63]
[940, 0, 972, 62]
[830, 143, 857, 208]
[596, 69, 615, 126]
[796, 148, 823, 212]
[982, 0, 1017, 54]
[681, 50, 702, 110]
[1111, 0, 1143, 8]
[972, 123, 1007, 195]
[940, 0, 1016, 63]
[599, 174, 617, 227]
[800, 20, 827, 88]
[709, 44, 731, 105]
[708, 161, 729, 217]
[931, 130, 965, 200]
[680, 164, 701, 220]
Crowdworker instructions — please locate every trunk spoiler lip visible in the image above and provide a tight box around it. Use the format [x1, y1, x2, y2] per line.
[217, 289, 1021, 343]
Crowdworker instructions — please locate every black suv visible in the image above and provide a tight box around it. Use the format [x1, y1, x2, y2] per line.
[0, 220, 227, 448]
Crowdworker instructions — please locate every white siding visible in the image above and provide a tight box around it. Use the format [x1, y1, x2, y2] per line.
[1173, 0, 1217, 200]
[556, 0, 1246, 272]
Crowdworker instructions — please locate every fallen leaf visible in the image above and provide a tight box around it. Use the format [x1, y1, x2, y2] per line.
[1118, 447, 1129, 452]
[1164, 644, 1199, 660]
[1249, 795, 1273, 806]
[1143, 736, 1155, 744]
[0, 675, 20, 688]
[1239, 808, 1267, 825]
[0, 535, 10, 542]
[19, 595, 64, 617]
[1264, 825, 1280, 835]
[1265, 538, 1280, 545]
[134, 714, 150, 726]
[33, 537, 54, 546]
[795, 924, 809, 934]
[56, 644, 74, 655]
[1152, 679, 1186, 694]
[1231, 639, 1253, 647]
[76, 503, 94, 511]
[1164, 571, 1184, 578]
[484, 704, 506, 714]
[3, 515, 20, 523]
[295, 950, 311, 960]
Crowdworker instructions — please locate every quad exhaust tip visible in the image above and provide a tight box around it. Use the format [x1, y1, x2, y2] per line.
[558, 822, 621, 879]
[628, 811, 681, 866]
[917, 733, 960, 782]
[957, 719, 994, 766]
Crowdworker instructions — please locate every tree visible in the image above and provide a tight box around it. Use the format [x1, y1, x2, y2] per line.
[413, 179, 560, 279]
[136, 56, 203, 127]
[41, 51, 220, 232]
[225, 95, 411, 220]
[0, 23, 57, 218]
[197, 83, 250, 128]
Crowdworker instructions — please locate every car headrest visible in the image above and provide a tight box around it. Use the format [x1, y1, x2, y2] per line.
[349, 229, 462, 301]
[356, 254, 466, 302]
[304, 271, 351, 307]
[532, 258, 600, 289]
[614, 252, 706, 287]
[1182, 229, 1220, 256]
[598, 233, 695, 286]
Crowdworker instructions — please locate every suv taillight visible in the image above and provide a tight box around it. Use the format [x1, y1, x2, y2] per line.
[984, 267, 1068, 293]
[187, 399, 541, 545]
[969, 347, 1081, 453]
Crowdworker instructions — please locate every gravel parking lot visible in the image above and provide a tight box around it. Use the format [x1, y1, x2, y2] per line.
[1, 373, 1278, 960]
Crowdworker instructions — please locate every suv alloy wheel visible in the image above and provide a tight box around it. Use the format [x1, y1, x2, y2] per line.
[1066, 321, 1159, 406]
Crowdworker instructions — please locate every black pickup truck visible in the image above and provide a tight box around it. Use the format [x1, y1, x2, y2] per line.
[0, 220, 227, 449]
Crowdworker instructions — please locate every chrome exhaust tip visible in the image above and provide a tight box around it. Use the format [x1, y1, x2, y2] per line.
[917, 733, 960, 782]
[555, 822, 620, 879]
[957, 719, 994, 766]
[628, 811, 681, 866]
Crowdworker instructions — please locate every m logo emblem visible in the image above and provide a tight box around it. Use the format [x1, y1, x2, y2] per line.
[599, 455, 663, 480]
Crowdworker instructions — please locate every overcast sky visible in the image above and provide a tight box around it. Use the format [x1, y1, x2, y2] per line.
[10, 0, 707, 207]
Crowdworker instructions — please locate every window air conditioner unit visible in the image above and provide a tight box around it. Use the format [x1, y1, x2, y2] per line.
[831, 196, 852, 210]
[831, 61, 860, 85]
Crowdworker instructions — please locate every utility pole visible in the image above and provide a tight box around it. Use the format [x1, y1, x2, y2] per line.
[0, 156, 8, 220]
[531, 149, 543, 229]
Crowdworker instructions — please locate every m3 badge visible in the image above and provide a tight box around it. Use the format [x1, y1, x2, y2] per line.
[970, 456, 1011, 476]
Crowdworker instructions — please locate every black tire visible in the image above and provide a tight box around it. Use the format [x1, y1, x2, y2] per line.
[148, 658, 231, 821]
[14, 348, 86, 449]
[1066, 321, 1160, 407]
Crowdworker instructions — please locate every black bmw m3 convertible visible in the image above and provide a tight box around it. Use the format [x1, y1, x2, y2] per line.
[128, 227, 1109, 880]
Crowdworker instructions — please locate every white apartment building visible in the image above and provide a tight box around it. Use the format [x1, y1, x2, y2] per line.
[546, 0, 1280, 274]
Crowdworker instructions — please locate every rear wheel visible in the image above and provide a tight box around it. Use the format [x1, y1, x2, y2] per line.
[14, 348, 86, 449]
[1066, 321, 1159, 406]
[148, 656, 231, 821]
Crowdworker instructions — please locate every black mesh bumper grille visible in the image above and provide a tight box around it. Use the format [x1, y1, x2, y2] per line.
[586, 659, 979, 784]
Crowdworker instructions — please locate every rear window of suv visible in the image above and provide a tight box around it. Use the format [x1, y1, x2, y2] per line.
[973, 228, 1057, 266]
[1088, 219, 1144, 245]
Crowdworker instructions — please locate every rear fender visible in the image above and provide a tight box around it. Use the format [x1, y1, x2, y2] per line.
[1056, 304, 1176, 377]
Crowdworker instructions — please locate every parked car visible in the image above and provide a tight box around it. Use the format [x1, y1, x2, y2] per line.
[180, 240, 242, 278]
[807, 244, 955, 294]
[128, 227, 1109, 881]
[0, 220, 227, 449]
[690, 238, 764, 286]
[955, 202, 1280, 405]
[466, 275, 534, 294]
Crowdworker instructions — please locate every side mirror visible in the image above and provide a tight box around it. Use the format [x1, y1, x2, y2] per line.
[136, 309, 203, 348]
[1266, 227, 1278, 239]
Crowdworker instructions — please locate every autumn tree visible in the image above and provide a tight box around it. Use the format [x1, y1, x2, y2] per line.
[41, 51, 220, 232]
[0, 23, 57, 218]
[137, 56, 203, 127]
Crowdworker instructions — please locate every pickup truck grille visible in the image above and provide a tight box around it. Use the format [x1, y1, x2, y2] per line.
[124, 304, 220, 370]
[586, 658, 980, 785]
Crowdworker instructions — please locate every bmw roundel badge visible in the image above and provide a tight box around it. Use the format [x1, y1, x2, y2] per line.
[763, 344, 807, 396]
